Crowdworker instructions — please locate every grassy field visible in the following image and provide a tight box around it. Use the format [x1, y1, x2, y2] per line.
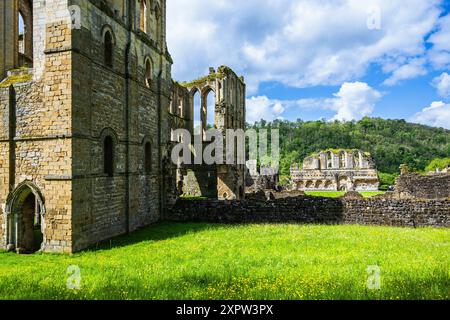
[305, 191, 386, 198]
[0, 223, 448, 300]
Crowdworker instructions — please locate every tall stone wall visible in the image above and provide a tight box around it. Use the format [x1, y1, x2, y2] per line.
[69, 0, 172, 251]
[395, 173, 450, 200]
[168, 196, 449, 228]
[0, 0, 172, 253]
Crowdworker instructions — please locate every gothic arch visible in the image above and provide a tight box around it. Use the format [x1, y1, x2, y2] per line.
[18, 0, 33, 66]
[144, 56, 153, 87]
[5, 181, 46, 253]
[101, 25, 116, 44]
[339, 151, 346, 168]
[100, 127, 119, 144]
[190, 87, 202, 135]
[327, 151, 333, 169]
[102, 25, 116, 67]
[203, 87, 216, 130]
[100, 128, 118, 177]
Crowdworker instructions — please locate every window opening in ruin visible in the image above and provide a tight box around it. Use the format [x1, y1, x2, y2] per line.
[104, 136, 114, 177]
[206, 90, 215, 130]
[104, 31, 114, 68]
[140, 0, 148, 33]
[144, 142, 152, 174]
[178, 95, 184, 117]
[145, 59, 152, 87]
[7, 185, 44, 254]
[18, 12, 25, 55]
[340, 152, 346, 168]
[193, 90, 201, 136]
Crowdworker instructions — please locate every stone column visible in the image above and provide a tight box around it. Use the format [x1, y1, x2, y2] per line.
[0, 0, 19, 79]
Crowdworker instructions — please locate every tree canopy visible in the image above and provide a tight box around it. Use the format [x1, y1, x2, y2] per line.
[247, 117, 450, 180]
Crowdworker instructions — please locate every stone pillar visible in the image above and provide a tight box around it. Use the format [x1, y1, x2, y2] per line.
[0, 0, 19, 80]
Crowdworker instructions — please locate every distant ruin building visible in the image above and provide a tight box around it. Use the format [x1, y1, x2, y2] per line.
[290, 149, 380, 191]
[245, 160, 279, 192]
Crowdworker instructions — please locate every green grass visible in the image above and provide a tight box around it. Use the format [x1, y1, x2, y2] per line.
[305, 191, 386, 198]
[0, 223, 448, 300]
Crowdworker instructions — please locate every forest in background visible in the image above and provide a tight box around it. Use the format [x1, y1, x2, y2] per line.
[247, 117, 450, 188]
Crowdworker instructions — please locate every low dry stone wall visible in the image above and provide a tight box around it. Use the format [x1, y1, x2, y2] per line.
[168, 195, 449, 228]
[395, 173, 450, 199]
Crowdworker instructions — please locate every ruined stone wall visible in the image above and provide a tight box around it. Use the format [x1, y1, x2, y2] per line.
[168, 196, 449, 228]
[176, 67, 246, 201]
[394, 173, 450, 200]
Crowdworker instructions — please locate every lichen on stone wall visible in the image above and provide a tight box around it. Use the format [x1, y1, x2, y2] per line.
[0, 73, 33, 88]
[180, 65, 245, 88]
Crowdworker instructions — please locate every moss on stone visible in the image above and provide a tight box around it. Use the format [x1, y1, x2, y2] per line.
[0, 73, 33, 88]
[308, 148, 370, 157]
[179, 65, 244, 88]
[180, 72, 225, 88]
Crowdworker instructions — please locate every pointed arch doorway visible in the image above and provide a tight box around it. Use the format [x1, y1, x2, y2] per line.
[5, 182, 45, 254]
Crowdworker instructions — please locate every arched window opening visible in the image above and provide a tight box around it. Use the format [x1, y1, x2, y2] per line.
[17, 1, 33, 67]
[140, 0, 148, 33]
[178, 95, 184, 117]
[193, 90, 201, 136]
[353, 152, 360, 168]
[18, 12, 25, 55]
[6, 183, 45, 254]
[327, 152, 333, 169]
[145, 59, 152, 87]
[206, 90, 216, 130]
[144, 142, 152, 174]
[104, 31, 113, 68]
[340, 152, 346, 168]
[104, 136, 114, 177]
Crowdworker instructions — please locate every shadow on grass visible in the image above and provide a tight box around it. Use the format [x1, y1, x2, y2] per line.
[85, 222, 224, 253]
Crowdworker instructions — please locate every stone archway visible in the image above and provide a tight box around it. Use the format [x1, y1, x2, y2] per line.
[5, 182, 45, 254]
[337, 176, 351, 192]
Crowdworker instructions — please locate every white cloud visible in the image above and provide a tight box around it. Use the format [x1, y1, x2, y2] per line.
[167, 0, 445, 93]
[246, 82, 381, 122]
[428, 13, 450, 70]
[328, 82, 382, 121]
[383, 58, 427, 86]
[246, 96, 285, 123]
[410, 101, 450, 129]
[432, 72, 450, 98]
[298, 82, 382, 121]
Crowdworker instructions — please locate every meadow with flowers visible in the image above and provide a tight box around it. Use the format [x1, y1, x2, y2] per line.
[0, 223, 448, 300]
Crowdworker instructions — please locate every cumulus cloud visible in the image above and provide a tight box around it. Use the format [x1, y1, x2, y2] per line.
[410, 101, 450, 129]
[246, 96, 285, 123]
[167, 0, 445, 93]
[383, 58, 427, 86]
[428, 13, 450, 70]
[327, 82, 382, 121]
[246, 82, 381, 122]
[296, 82, 382, 121]
[432, 72, 450, 98]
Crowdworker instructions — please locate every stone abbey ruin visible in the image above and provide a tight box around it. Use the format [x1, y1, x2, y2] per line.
[0, 0, 245, 253]
[0, 1, 448, 254]
[291, 149, 380, 192]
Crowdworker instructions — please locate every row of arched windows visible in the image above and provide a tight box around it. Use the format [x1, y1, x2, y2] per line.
[103, 135, 153, 177]
[102, 27, 153, 88]
[139, 0, 162, 40]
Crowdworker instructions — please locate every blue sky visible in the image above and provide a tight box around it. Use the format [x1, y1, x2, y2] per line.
[167, 0, 450, 128]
